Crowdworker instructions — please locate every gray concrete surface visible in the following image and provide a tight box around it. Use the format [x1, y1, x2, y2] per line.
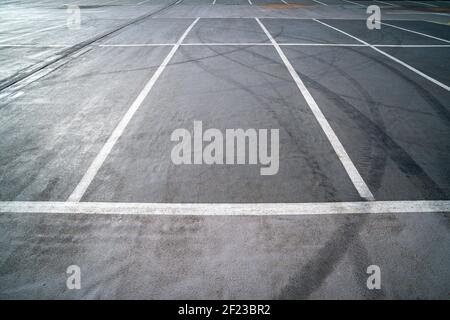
[0, 0, 449, 299]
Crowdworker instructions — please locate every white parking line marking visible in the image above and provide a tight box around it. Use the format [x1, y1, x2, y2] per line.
[256, 17, 375, 201]
[96, 43, 450, 47]
[100, 43, 362, 46]
[281, 0, 288, 4]
[314, 19, 450, 92]
[312, 0, 328, 6]
[374, 44, 450, 47]
[67, 18, 200, 202]
[0, 24, 66, 44]
[103, 0, 122, 4]
[248, 0, 253, 5]
[1, 200, 449, 215]
[341, 0, 365, 7]
[212, 0, 216, 4]
[99, 43, 176, 46]
[6, 43, 449, 48]
[408, 1, 438, 7]
[0, 44, 70, 47]
[380, 21, 450, 44]
[375, 1, 397, 7]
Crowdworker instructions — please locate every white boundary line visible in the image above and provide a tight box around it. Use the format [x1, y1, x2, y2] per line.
[0, 44, 71, 47]
[374, 44, 450, 47]
[1, 200, 449, 215]
[340, 0, 365, 7]
[281, 0, 288, 4]
[103, 0, 122, 4]
[86, 43, 450, 47]
[312, 0, 328, 6]
[67, 18, 200, 202]
[5, 43, 450, 48]
[313, 19, 450, 92]
[375, 1, 398, 7]
[408, 1, 438, 7]
[380, 21, 450, 44]
[248, 0, 253, 4]
[0, 24, 67, 44]
[99, 43, 176, 46]
[255, 17, 375, 201]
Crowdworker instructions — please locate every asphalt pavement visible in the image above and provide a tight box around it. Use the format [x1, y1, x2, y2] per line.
[0, 0, 449, 299]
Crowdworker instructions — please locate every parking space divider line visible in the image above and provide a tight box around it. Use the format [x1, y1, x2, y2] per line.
[375, 1, 398, 7]
[1, 200, 449, 215]
[67, 17, 200, 202]
[341, 0, 365, 7]
[313, 19, 450, 92]
[408, 1, 438, 7]
[0, 23, 67, 44]
[255, 17, 375, 201]
[312, 0, 328, 6]
[96, 43, 450, 48]
[380, 21, 450, 44]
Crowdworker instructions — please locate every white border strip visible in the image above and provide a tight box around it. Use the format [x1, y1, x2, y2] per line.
[0, 23, 66, 44]
[312, 0, 328, 6]
[408, 1, 438, 7]
[375, 1, 398, 7]
[67, 18, 200, 202]
[380, 21, 450, 44]
[98, 43, 450, 47]
[313, 19, 450, 92]
[341, 0, 365, 7]
[5, 43, 450, 48]
[0, 200, 449, 215]
[255, 17, 374, 201]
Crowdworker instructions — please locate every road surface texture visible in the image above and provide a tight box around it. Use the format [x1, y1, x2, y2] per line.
[0, 0, 449, 299]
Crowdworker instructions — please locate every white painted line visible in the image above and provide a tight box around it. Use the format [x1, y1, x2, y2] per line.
[312, 0, 328, 6]
[175, 0, 182, 4]
[98, 43, 176, 46]
[212, 0, 216, 4]
[375, 1, 398, 7]
[67, 18, 200, 202]
[279, 43, 366, 46]
[182, 42, 271, 45]
[99, 43, 450, 47]
[408, 1, 438, 7]
[313, 19, 450, 92]
[374, 44, 450, 47]
[103, 0, 122, 4]
[424, 19, 450, 26]
[0, 44, 70, 47]
[255, 17, 374, 201]
[380, 21, 450, 44]
[137, 0, 152, 4]
[1, 200, 449, 215]
[9, 43, 448, 48]
[281, 0, 288, 4]
[341, 0, 365, 7]
[95, 43, 367, 47]
[0, 24, 66, 44]
[248, 0, 253, 5]
[0, 45, 92, 101]
[389, 11, 450, 16]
